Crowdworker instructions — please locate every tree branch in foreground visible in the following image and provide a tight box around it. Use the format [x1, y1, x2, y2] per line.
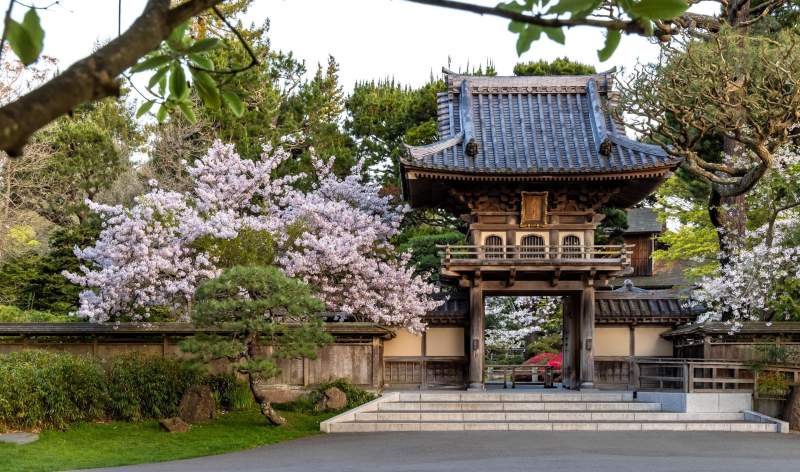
[0, 0, 225, 157]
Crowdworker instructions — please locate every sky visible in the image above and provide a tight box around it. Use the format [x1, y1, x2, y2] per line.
[13, 0, 719, 93]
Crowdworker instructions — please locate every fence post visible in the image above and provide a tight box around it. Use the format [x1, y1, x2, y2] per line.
[683, 362, 691, 393]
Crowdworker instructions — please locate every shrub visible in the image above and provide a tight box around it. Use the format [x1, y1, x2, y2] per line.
[0, 304, 73, 322]
[757, 371, 791, 398]
[280, 378, 377, 413]
[0, 351, 107, 430]
[106, 354, 205, 421]
[205, 373, 255, 411]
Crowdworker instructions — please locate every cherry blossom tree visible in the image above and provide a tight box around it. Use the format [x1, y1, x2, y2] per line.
[694, 147, 800, 328]
[485, 296, 561, 353]
[65, 140, 440, 330]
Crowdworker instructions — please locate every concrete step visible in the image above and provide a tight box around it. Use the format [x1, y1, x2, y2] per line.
[355, 411, 746, 422]
[329, 421, 779, 433]
[399, 392, 634, 402]
[377, 401, 662, 412]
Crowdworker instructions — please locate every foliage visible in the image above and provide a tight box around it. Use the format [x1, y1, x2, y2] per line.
[397, 231, 465, 283]
[204, 373, 256, 411]
[0, 304, 71, 322]
[0, 351, 267, 431]
[756, 371, 791, 398]
[0, 222, 98, 314]
[618, 28, 800, 199]
[106, 354, 205, 422]
[513, 57, 595, 76]
[0, 408, 331, 472]
[497, 0, 689, 59]
[278, 378, 377, 413]
[345, 78, 444, 185]
[595, 207, 628, 245]
[183, 265, 330, 422]
[0, 351, 108, 430]
[310, 379, 377, 411]
[527, 332, 563, 356]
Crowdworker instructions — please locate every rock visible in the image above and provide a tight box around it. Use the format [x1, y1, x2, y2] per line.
[317, 386, 348, 411]
[255, 386, 306, 404]
[785, 385, 800, 431]
[159, 417, 190, 433]
[0, 432, 38, 444]
[178, 384, 216, 424]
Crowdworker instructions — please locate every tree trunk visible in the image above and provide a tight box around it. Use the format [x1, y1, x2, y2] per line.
[247, 372, 286, 426]
[710, 0, 751, 268]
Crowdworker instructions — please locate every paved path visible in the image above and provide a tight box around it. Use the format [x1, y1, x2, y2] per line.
[87, 431, 800, 472]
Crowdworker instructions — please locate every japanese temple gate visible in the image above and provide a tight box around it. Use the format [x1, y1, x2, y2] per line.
[400, 70, 681, 390]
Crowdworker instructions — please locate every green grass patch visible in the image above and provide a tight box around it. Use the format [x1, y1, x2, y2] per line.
[0, 408, 333, 472]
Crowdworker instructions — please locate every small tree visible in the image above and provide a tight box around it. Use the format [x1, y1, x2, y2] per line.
[181, 265, 331, 425]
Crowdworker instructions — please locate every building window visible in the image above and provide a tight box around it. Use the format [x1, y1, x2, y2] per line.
[562, 235, 581, 259]
[484, 235, 504, 259]
[520, 234, 545, 259]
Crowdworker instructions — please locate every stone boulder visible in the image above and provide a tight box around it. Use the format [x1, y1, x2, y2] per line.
[785, 385, 800, 431]
[178, 385, 216, 424]
[317, 386, 348, 411]
[159, 417, 190, 433]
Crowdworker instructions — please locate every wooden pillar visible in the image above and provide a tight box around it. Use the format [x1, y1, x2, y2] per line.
[371, 337, 381, 389]
[562, 295, 581, 390]
[468, 282, 484, 390]
[580, 283, 596, 389]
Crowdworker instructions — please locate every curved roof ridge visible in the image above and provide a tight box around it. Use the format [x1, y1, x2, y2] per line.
[404, 132, 464, 160]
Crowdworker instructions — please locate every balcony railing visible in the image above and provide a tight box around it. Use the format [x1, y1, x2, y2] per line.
[438, 244, 631, 268]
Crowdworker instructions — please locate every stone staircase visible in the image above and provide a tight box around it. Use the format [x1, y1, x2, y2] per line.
[321, 391, 785, 433]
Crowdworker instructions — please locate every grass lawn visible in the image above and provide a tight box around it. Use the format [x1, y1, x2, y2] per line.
[0, 409, 334, 472]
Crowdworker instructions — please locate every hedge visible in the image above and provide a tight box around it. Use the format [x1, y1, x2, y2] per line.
[0, 351, 243, 430]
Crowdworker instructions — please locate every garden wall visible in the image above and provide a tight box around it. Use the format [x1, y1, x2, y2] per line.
[0, 322, 390, 389]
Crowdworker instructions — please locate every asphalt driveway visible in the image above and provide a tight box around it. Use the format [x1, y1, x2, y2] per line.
[85, 431, 800, 472]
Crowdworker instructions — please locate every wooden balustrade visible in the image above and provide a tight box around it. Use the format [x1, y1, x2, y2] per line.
[438, 244, 631, 267]
[632, 358, 800, 393]
[484, 364, 560, 388]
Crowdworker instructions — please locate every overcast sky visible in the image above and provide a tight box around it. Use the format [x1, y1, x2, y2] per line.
[15, 0, 719, 93]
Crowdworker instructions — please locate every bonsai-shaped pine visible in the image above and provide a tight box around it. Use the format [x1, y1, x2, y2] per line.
[181, 265, 332, 425]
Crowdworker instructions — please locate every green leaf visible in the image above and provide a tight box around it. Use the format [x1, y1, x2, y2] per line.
[189, 54, 214, 71]
[186, 38, 220, 54]
[6, 8, 44, 65]
[515, 24, 542, 56]
[543, 27, 565, 45]
[627, 0, 688, 19]
[22, 8, 44, 48]
[135, 101, 154, 118]
[597, 29, 621, 61]
[169, 63, 188, 100]
[167, 21, 190, 50]
[156, 104, 169, 123]
[547, 0, 598, 15]
[131, 54, 172, 73]
[192, 70, 221, 108]
[178, 101, 197, 124]
[222, 91, 245, 117]
[147, 65, 169, 91]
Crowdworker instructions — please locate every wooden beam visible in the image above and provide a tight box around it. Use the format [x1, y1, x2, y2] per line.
[507, 268, 516, 287]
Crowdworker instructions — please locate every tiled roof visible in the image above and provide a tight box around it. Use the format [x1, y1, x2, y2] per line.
[595, 289, 699, 324]
[663, 321, 800, 338]
[625, 208, 663, 234]
[403, 70, 680, 175]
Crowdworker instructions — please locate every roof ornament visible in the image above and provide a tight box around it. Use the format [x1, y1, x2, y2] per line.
[459, 79, 479, 158]
[586, 78, 612, 157]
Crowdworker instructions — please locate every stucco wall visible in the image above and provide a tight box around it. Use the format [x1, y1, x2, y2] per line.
[383, 329, 422, 357]
[634, 326, 674, 357]
[426, 327, 465, 357]
[595, 326, 630, 357]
